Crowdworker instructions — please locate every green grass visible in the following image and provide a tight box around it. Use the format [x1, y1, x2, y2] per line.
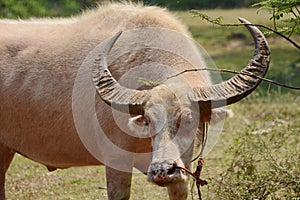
[5, 8, 300, 199]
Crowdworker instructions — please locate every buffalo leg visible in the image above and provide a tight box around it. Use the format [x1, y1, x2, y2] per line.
[0, 144, 15, 200]
[105, 166, 132, 200]
[167, 181, 189, 200]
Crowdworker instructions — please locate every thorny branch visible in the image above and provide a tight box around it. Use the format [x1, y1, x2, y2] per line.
[166, 68, 300, 90]
[223, 22, 300, 50]
[139, 67, 300, 91]
[190, 10, 300, 50]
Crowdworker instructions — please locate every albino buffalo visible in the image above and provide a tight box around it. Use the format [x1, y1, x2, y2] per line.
[0, 3, 269, 200]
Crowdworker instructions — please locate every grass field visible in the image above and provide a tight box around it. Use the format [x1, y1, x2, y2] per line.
[5, 8, 300, 200]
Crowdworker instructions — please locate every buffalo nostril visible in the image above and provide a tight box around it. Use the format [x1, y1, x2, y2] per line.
[167, 165, 176, 175]
[166, 161, 178, 175]
[151, 169, 158, 176]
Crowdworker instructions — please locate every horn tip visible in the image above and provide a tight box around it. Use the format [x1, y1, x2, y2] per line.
[115, 30, 123, 38]
[110, 30, 123, 44]
[238, 17, 250, 24]
[103, 30, 123, 55]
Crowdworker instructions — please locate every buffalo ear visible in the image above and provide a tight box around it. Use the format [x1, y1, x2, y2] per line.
[210, 108, 234, 125]
[200, 108, 233, 124]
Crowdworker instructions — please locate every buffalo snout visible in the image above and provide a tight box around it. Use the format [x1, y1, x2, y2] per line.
[147, 160, 184, 186]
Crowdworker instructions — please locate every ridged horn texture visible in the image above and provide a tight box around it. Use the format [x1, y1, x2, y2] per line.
[91, 31, 149, 115]
[188, 18, 270, 110]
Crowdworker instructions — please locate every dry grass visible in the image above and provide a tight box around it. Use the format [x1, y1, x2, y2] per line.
[6, 94, 300, 199]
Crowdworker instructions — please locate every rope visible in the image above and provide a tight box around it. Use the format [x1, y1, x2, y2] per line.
[177, 122, 209, 200]
[191, 123, 208, 162]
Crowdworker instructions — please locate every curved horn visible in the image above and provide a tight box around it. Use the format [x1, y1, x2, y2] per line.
[188, 18, 270, 110]
[91, 31, 149, 115]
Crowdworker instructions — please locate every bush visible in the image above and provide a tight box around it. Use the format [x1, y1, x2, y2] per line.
[0, 0, 263, 18]
[0, 0, 98, 18]
[143, 0, 260, 10]
[212, 130, 300, 199]
[202, 96, 300, 199]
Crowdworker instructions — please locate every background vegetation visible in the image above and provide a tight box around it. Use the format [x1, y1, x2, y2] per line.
[138, 0, 260, 10]
[1, 0, 263, 18]
[0, 0, 98, 18]
[1, 0, 299, 199]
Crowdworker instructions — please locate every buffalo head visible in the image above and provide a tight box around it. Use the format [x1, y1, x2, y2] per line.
[91, 18, 270, 187]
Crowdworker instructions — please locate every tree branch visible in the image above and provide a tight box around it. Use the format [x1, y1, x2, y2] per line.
[165, 68, 300, 90]
[190, 11, 300, 50]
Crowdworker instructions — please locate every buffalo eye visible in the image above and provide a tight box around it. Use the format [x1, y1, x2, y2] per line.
[144, 115, 151, 127]
[133, 115, 150, 127]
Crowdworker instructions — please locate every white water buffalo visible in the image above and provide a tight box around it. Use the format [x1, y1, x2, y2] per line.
[0, 3, 269, 200]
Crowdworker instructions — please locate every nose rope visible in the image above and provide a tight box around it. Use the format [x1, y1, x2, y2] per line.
[191, 122, 208, 162]
[175, 122, 208, 200]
